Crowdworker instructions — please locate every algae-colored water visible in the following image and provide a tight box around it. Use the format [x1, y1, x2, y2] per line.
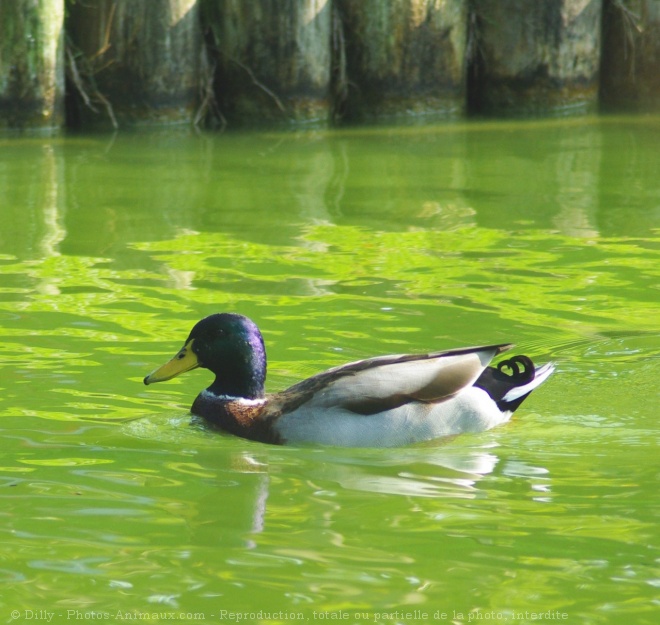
[0, 117, 658, 624]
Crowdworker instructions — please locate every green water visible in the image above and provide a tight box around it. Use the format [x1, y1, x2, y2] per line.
[0, 117, 658, 625]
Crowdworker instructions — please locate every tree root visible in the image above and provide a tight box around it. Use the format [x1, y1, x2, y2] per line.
[65, 38, 118, 129]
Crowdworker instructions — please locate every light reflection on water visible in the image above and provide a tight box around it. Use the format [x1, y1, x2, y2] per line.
[0, 118, 659, 623]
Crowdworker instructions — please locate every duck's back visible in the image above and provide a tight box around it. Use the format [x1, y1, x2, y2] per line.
[272, 345, 511, 447]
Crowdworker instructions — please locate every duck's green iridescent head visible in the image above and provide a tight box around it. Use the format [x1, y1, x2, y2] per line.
[144, 313, 267, 399]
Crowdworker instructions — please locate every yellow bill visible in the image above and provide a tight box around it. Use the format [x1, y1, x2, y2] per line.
[144, 339, 199, 385]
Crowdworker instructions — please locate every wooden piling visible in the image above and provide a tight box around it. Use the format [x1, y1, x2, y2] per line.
[335, 0, 468, 122]
[203, 0, 332, 125]
[469, 0, 602, 116]
[0, 0, 65, 131]
[67, 0, 204, 128]
[601, 0, 660, 112]
[4, 0, 660, 131]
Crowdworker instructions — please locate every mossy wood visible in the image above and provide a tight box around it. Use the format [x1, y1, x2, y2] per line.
[336, 0, 468, 122]
[470, 0, 602, 116]
[203, 0, 332, 125]
[67, 0, 204, 127]
[0, 0, 65, 130]
[600, 0, 660, 112]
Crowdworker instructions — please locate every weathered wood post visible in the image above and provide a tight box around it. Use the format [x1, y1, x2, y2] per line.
[335, 0, 468, 122]
[601, 0, 660, 111]
[203, 0, 332, 125]
[0, 0, 65, 131]
[469, 0, 602, 116]
[67, 0, 204, 128]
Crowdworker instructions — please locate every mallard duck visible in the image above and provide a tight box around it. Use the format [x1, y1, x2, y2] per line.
[143, 313, 554, 447]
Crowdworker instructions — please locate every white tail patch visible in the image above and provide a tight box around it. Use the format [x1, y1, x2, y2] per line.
[502, 362, 555, 403]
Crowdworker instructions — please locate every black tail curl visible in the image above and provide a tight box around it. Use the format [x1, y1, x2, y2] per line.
[475, 354, 537, 412]
[496, 355, 535, 384]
